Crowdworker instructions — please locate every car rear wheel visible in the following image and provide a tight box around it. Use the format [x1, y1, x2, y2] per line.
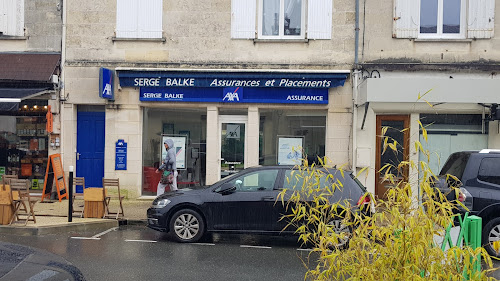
[327, 219, 351, 249]
[483, 217, 500, 258]
[169, 209, 205, 243]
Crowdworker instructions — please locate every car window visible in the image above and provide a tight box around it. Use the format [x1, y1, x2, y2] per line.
[439, 152, 471, 179]
[282, 170, 329, 190]
[478, 158, 500, 185]
[226, 169, 279, 192]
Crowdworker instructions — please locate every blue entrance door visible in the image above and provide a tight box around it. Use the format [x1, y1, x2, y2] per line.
[76, 111, 105, 190]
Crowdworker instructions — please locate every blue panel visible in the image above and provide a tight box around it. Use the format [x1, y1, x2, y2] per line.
[77, 112, 105, 188]
[99, 68, 114, 100]
[140, 87, 329, 104]
[117, 70, 347, 89]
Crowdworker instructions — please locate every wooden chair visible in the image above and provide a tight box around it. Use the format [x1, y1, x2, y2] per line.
[1, 174, 18, 185]
[0, 179, 15, 225]
[9, 179, 38, 225]
[72, 177, 86, 217]
[103, 178, 124, 219]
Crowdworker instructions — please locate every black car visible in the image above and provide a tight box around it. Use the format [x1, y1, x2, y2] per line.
[431, 150, 500, 257]
[147, 165, 371, 243]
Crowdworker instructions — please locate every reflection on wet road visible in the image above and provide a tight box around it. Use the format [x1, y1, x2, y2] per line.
[0, 226, 313, 281]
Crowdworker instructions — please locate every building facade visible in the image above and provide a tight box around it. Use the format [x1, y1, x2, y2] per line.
[0, 0, 62, 191]
[62, 0, 356, 198]
[356, 0, 500, 198]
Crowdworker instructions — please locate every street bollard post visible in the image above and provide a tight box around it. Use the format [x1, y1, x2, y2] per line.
[68, 166, 73, 222]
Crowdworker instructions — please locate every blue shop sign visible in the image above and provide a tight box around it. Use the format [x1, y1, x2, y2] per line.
[99, 68, 114, 100]
[117, 70, 347, 89]
[115, 139, 127, 170]
[140, 87, 328, 104]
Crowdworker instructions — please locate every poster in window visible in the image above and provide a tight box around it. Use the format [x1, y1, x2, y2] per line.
[277, 137, 303, 165]
[162, 136, 186, 169]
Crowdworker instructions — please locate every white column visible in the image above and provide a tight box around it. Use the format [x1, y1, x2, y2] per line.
[247, 106, 259, 167]
[205, 106, 219, 185]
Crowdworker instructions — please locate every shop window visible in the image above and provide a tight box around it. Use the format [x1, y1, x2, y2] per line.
[231, 0, 332, 40]
[259, 110, 326, 166]
[142, 108, 207, 196]
[116, 0, 162, 39]
[0, 101, 49, 190]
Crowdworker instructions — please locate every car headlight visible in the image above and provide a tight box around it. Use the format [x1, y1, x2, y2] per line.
[152, 198, 171, 208]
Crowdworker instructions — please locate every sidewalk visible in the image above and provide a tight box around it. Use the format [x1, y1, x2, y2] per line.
[0, 197, 154, 236]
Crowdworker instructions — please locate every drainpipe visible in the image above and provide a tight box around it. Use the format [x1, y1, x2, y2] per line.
[352, 0, 360, 172]
[60, 0, 67, 162]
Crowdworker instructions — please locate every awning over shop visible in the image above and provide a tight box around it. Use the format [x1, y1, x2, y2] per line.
[0, 87, 51, 111]
[0, 53, 60, 82]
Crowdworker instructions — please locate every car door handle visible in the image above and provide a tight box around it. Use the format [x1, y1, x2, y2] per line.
[262, 196, 275, 201]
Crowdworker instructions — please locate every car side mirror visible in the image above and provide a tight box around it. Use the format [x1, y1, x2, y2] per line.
[218, 183, 236, 194]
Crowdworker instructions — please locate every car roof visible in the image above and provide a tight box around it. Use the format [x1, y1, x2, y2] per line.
[245, 165, 354, 174]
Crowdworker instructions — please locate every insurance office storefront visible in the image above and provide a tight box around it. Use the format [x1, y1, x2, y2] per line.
[116, 69, 348, 196]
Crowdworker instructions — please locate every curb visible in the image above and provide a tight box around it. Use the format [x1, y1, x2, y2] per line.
[0, 220, 119, 236]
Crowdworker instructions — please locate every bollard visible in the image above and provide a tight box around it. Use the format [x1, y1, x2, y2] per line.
[68, 166, 73, 222]
[467, 215, 482, 276]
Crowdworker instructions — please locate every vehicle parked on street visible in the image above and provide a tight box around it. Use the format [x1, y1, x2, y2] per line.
[431, 149, 500, 257]
[147, 165, 372, 244]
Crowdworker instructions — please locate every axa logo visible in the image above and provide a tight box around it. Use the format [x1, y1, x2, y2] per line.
[222, 87, 242, 102]
[102, 83, 112, 97]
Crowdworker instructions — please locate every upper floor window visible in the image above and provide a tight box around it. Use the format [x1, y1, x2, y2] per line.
[260, 0, 305, 39]
[116, 0, 162, 39]
[0, 0, 24, 36]
[231, 0, 332, 40]
[393, 0, 495, 39]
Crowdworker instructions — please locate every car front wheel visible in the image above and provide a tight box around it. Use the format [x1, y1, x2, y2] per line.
[483, 217, 500, 258]
[169, 209, 205, 243]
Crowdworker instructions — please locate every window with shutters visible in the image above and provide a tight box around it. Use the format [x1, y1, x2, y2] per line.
[116, 0, 162, 39]
[393, 0, 495, 39]
[0, 0, 24, 37]
[231, 0, 332, 40]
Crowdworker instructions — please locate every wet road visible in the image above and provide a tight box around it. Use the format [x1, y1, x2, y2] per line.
[0, 226, 312, 281]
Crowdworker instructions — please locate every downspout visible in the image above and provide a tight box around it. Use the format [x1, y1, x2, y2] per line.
[60, 0, 67, 160]
[352, 0, 360, 172]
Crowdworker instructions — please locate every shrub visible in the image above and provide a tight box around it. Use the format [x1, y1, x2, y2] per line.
[278, 123, 497, 280]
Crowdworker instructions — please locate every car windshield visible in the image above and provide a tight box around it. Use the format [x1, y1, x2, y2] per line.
[439, 152, 471, 179]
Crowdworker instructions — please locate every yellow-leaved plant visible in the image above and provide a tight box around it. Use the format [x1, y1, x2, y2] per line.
[278, 122, 497, 280]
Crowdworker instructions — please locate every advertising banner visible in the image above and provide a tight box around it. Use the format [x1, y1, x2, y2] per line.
[277, 137, 304, 165]
[162, 136, 186, 169]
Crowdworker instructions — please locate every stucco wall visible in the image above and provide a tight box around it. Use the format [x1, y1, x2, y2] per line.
[360, 0, 500, 63]
[65, 0, 355, 68]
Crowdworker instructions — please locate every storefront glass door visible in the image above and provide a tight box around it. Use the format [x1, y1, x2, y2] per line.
[219, 116, 247, 179]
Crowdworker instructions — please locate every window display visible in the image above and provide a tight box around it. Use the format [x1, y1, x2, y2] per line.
[142, 108, 207, 195]
[259, 109, 326, 165]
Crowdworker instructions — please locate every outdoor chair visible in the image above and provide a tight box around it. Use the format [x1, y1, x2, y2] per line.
[9, 179, 38, 225]
[72, 177, 86, 217]
[102, 178, 124, 219]
[1, 175, 18, 185]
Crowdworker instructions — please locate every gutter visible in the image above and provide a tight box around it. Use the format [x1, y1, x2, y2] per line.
[352, 0, 361, 171]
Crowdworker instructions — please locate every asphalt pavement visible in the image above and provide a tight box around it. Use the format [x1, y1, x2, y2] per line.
[0, 240, 86, 281]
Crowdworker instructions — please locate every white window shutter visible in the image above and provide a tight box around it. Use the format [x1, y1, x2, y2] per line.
[468, 0, 495, 39]
[393, 0, 419, 38]
[116, 0, 139, 38]
[307, 0, 332, 39]
[137, 0, 162, 38]
[231, 0, 256, 39]
[0, 0, 24, 36]
[0, 0, 6, 34]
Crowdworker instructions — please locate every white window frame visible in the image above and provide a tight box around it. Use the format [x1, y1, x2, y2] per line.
[418, 0, 466, 39]
[257, 0, 306, 40]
